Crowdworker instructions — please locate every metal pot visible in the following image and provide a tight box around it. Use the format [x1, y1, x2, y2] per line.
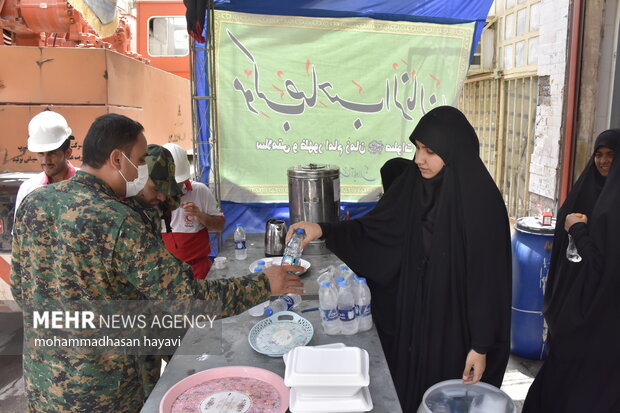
[264, 219, 287, 256]
[288, 164, 340, 255]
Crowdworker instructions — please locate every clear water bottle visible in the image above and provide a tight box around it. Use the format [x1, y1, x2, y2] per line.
[281, 228, 306, 266]
[337, 281, 358, 335]
[264, 293, 302, 316]
[319, 281, 340, 335]
[356, 277, 373, 331]
[566, 234, 582, 262]
[234, 224, 247, 260]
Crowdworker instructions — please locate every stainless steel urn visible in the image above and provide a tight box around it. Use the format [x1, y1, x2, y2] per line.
[288, 164, 340, 255]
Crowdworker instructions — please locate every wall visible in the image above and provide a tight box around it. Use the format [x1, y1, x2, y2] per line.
[594, 0, 619, 133]
[528, 0, 571, 211]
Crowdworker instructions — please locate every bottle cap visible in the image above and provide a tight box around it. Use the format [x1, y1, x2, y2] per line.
[338, 281, 347, 288]
[253, 267, 263, 272]
[236, 223, 242, 227]
[335, 277, 344, 282]
[356, 277, 367, 283]
[257, 260, 266, 266]
[294, 228, 305, 234]
[264, 307, 274, 316]
[339, 264, 349, 270]
[320, 281, 331, 288]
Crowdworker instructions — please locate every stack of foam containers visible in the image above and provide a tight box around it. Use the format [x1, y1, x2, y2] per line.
[283, 343, 373, 413]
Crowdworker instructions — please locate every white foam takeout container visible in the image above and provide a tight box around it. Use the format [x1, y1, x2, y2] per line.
[284, 345, 370, 397]
[289, 386, 373, 413]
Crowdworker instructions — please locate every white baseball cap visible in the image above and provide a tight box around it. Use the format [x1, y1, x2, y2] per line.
[27, 111, 72, 153]
[162, 143, 191, 183]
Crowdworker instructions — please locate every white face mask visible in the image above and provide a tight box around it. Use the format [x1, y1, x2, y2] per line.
[118, 152, 149, 197]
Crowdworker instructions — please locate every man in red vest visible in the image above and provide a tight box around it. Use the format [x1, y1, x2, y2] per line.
[161, 143, 225, 278]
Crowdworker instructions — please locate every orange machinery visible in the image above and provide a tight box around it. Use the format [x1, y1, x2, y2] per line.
[136, 0, 190, 79]
[0, 0, 192, 248]
[0, 0, 142, 58]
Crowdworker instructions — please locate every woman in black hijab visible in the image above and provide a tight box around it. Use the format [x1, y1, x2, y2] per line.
[380, 157, 411, 192]
[289, 106, 511, 411]
[523, 130, 619, 413]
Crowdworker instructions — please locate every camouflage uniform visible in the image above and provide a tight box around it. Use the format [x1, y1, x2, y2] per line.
[11, 171, 270, 412]
[126, 144, 186, 396]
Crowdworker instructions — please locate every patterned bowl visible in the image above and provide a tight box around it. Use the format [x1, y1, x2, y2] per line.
[248, 311, 314, 357]
[160, 366, 289, 413]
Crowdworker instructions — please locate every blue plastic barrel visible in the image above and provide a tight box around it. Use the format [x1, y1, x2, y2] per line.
[511, 216, 555, 360]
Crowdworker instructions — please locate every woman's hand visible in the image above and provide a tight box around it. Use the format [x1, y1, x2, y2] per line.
[565, 213, 587, 232]
[462, 349, 486, 384]
[287, 222, 322, 249]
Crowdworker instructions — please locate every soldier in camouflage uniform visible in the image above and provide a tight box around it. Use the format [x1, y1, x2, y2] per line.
[126, 144, 188, 396]
[126, 144, 182, 236]
[11, 113, 304, 412]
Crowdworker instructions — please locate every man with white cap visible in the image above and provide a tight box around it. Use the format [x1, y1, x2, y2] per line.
[14, 110, 77, 215]
[161, 143, 225, 278]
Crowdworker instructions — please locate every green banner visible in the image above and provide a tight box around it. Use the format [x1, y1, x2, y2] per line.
[214, 11, 474, 202]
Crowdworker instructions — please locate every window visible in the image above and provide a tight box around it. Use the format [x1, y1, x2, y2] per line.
[496, 0, 541, 72]
[528, 37, 538, 65]
[468, 23, 495, 73]
[148, 16, 189, 57]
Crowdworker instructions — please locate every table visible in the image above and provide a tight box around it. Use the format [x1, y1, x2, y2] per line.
[207, 233, 346, 296]
[141, 233, 402, 413]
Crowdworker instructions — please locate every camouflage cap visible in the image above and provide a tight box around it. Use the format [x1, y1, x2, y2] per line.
[146, 144, 182, 199]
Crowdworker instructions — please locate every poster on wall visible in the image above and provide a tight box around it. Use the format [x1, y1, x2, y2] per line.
[214, 11, 474, 202]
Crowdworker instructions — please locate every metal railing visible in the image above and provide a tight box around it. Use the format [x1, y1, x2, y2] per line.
[458, 74, 538, 218]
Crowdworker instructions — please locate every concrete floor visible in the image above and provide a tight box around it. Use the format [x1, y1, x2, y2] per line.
[0, 355, 26, 413]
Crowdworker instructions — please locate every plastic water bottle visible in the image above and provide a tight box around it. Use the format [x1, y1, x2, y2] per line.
[281, 228, 306, 266]
[338, 264, 350, 279]
[319, 281, 340, 335]
[337, 281, 358, 335]
[264, 293, 302, 316]
[234, 224, 247, 260]
[356, 277, 372, 331]
[566, 234, 582, 262]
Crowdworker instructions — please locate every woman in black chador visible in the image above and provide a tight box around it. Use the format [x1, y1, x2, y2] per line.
[290, 106, 511, 411]
[523, 130, 619, 413]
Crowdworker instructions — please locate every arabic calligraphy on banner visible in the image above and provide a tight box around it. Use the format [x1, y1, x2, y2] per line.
[214, 11, 474, 202]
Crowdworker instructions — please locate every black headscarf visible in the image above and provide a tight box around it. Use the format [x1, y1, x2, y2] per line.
[380, 157, 411, 192]
[543, 129, 620, 334]
[320, 106, 511, 411]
